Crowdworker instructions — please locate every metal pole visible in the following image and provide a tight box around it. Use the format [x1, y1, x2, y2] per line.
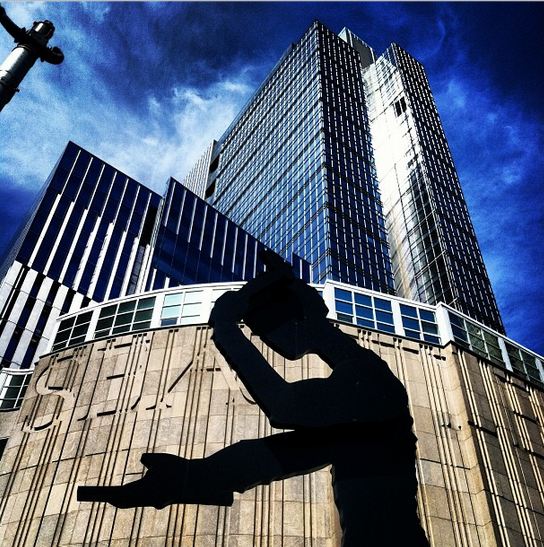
[0, 4, 63, 112]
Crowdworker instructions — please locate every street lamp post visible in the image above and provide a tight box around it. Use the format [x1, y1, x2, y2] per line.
[0, 3, 64, 112]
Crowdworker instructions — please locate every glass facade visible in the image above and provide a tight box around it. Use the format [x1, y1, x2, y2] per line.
[46, 281, 544, 390]
[0, 142, 161, 375]
[362, 42, 504, 333]
[15, 142, 161, 301]
[0, 143, 309, 409]
[147, 179, 310, 291]
[210, 22, 394, 293]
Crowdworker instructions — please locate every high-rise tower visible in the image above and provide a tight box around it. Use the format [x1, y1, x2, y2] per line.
[360, 38, 504, 333]
[209, 22, 395, 294]
[198, 22, 503, 333]
[0, 142, 161, 374]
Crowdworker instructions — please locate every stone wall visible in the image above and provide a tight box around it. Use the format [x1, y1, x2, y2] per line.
[0, 323, 542, 545]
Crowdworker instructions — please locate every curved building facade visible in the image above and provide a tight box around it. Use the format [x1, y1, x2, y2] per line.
[0, 282, 543, 545]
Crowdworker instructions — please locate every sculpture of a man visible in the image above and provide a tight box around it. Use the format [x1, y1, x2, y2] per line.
[79, 251, 429, 546]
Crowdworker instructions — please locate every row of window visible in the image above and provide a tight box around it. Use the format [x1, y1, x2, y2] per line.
[47, 286, 542, 391]
[95, 296, 156, 338]
[448, 312, 543, 384]
[161, 292, 203, 327]
[333, 287, 440, 344]
[51, 296, 157, 352]
[335, 287, 395, 333]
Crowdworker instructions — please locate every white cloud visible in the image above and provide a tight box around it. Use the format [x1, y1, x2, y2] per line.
[1, 57, 257, 195]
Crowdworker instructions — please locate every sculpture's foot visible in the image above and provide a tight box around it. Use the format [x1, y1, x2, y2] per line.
[77, 453, 234, 509]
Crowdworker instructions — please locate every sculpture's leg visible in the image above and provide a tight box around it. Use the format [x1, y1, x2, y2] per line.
[333, 473, 429, 547]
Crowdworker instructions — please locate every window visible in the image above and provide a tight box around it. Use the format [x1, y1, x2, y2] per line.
[160, 290, 204, 327]
[0, 370, 32, 411]
[449, 312, 505, 368]
[52, 311, 93, 352]
[505, 343, 542, 385]
[394, 97, 407, 117]
[401, 306, 440, 344]
[95, 296, 156, 339]
[334, 288, 395, 334]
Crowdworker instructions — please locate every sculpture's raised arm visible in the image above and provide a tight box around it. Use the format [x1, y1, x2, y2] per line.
[210, 249, 410, 429]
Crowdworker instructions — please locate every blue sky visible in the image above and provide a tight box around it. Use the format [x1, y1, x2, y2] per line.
[0, 2, 542, 355]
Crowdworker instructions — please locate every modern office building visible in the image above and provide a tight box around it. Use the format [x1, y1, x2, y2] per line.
[0, 19, 543, 547]
[0, 142, 160, 414]
[359, 36, 504, 334]
[0, 142, 309, 411]
[209, 22, 395, 294]
[190, 21, 502, 333]
[145, 177, 309, 293]
[1, 282, 543, 545]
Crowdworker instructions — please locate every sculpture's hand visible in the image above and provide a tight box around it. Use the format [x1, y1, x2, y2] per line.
[210, 250, 294, 326]
[209, 290, 249, 325]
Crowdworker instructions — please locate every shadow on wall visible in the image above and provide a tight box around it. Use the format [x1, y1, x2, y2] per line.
[78, 250, 429, 547]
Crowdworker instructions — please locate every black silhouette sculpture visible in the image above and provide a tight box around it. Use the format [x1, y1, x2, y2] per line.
[78, 251, 429, 546]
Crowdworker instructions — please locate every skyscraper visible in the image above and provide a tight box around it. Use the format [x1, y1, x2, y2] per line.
[209, 22, 395, 294]
[360, 37, 504, 333]
[0, 142, 161, 372]
[198, 21, 503, 333]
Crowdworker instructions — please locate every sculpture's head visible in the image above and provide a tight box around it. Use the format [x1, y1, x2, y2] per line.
[244, 278, 330, 360]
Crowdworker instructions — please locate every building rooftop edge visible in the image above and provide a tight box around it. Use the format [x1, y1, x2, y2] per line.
[49, 279, 544, 364]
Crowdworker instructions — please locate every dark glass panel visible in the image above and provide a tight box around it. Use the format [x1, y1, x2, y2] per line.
[96, 317, 114, 331]
[118, 301, 136, 314]
[100, 305, 117, 318]
[71, 324, 89, 338]
[355, 305, 373, 319]
[54, 329, 70, 344]
[451, 325, 468, 342]
[335, 301, 352, 315]
[373, 298, 392, 311]
[336, 313, 353, 323]
[132, 321, 151, 332]
[400, 305, 418, 318]
[402, 317, 420, 331]
[334, 288, 352, 302]
[134, 309, 153, 322]
[356, 318, 374, 328]
[137, 297, 155, 310]
[375, 310, 393, 324]
[419, 310, 435, 323]
[58, 317, 76, 331]
[160, 318, 177, 327]
[112, 325, 131, 335]
[448, 313, 464, 328]
[75, 312, 92, 325]
[354, 293, 371, 307]
[422, 322, 438, 334]
[377, 323, 395, 333]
